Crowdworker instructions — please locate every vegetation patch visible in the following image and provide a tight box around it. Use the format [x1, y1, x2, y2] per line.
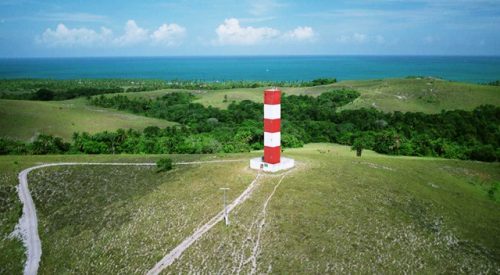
[0, 78, 337, 101]
[156, 157, 173, 172]
[3, 88, 498, 162]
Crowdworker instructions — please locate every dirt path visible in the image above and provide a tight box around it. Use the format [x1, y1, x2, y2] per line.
[147, 173, 261, 275]
[234, 172, 287, 274]
[15, 160, 244, 275]
[248, 173, 286, 274]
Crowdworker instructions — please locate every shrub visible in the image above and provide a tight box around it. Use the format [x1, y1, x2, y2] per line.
[30, 134, 69, 154]
[157, 157, 173, 172]
[311, 78, 337, 86]
[351, 138, 367, 157]
[468, 145, 497, 162]
[33, 88, 55, 101]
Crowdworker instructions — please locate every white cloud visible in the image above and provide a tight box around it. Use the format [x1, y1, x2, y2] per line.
[37, 24, 112, 47]
[213, 18, 317, 46]
[114, 20, 149, 46]
[150, 23, 186, 46]
[284, 26, 315, 41]
[214, 18, 280, 45]
[37, 20, 186, 47]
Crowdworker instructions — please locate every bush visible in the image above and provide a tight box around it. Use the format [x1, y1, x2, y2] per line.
[487, 80, 500, 86]
[33, 88, 54, 101]
[30, 134, 69, 154]
[311, 78, 337, 86]
[351, 139, 364, 157]
[0, 138, 28, 155]
[468, 145, 497, 162]
[282, 134, 304, 148]
[157, 157, 173, 172]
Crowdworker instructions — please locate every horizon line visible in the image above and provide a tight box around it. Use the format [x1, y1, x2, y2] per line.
[1, 54, 500, 59]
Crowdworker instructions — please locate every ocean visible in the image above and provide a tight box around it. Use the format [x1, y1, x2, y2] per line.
[0, 56, 499, 83]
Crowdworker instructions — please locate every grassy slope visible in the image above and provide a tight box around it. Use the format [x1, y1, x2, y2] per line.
[168, 144, 500, 273]
[0, 153, 250, 274]
[335, 78, 500, 113]
[0, 98, 176, 141]
[1, 145, 499, 273]
[100, 78, 500, 112]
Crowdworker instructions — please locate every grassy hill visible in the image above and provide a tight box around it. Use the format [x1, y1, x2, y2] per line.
[98, 78, 500, 113]
[0, 98, 176, 141]
[1, 144, 498, 273]
[335, 78, 500, 113]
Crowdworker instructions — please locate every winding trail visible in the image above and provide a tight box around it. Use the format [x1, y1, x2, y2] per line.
[147, 173, 261, 275]
[15, 159, 245, 275]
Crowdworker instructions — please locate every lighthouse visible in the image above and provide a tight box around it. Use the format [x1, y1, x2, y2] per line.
[250, 88, 295, 172]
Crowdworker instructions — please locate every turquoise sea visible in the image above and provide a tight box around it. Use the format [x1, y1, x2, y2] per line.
[0, 56, 499, 83]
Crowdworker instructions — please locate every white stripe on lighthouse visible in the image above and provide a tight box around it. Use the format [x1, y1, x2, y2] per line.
[264, 132, 281, 147]
[264, 104, 280, 119]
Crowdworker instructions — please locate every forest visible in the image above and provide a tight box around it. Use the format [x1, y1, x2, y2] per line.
[0, 78, 337, 100]
[1, 89, 498, 162]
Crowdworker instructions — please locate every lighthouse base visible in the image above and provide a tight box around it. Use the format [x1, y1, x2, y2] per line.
[250, 157, 295, 173]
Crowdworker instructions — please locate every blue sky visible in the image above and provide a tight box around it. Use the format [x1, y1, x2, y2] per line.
[0, 0, 499, 57]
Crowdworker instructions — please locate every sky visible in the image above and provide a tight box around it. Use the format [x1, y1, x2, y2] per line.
[0, 0, 499, 57]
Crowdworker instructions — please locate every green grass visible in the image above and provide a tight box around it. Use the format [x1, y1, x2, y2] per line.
[335, 78, 500, 113]
[0, 98, 176, 141]
[99, 78, 500, 112]
[1, 145, 499, 273]
[168, 144, 500, 273]
[0, 153, 249, 274]
[30, 160, 254, 274]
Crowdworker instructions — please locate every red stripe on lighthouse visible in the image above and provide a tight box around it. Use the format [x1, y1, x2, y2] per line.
[264, 89, 281, 105]
[264, 146, 281, 164]
[264, 119, 280, 133]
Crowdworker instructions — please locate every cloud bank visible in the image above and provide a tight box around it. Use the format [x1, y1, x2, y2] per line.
[151, 23, 186, 46]
[38, 18, 315, 48]
[37, 20, 186, 47]
[213, 18, 315, 45]
[38, 24, 112, 47]
[283, 26, 315, 41]
[214, 18, 280, 45]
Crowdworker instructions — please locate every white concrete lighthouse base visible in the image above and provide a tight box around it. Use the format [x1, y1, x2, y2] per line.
[250, 157, 295, 173]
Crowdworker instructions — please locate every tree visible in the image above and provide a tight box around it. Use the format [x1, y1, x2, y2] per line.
[33, 89, 54, 101]
[352, 138, 367, 157]
[143, 126, 161, 137]
[30, 134, 69, 154]
[468, 145, 497, 162]
[157, 157, 173, 172]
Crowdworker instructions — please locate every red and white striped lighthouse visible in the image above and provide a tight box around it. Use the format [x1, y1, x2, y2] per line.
[264, 88, 281, 164]
[250, 88, 295, 172]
